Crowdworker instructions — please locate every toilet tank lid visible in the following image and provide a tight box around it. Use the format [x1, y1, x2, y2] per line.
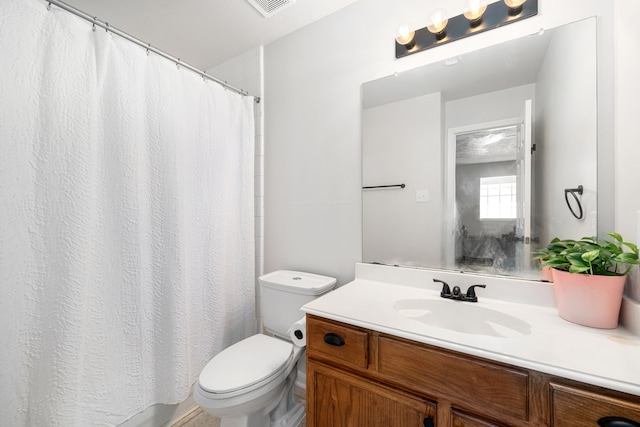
[259, 270, 336, 295]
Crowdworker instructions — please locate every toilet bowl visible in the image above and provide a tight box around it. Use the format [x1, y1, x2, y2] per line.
[194, 334, 304, 427]
[193, 270, 336, 427]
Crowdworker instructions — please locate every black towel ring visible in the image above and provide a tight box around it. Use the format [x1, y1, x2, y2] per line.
[564, 185, 584, 220]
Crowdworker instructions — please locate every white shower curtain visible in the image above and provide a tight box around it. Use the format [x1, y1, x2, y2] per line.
[0, 0, 256, 425]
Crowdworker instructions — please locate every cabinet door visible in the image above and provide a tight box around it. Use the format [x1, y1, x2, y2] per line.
[551, 383, 640, 427]
[308, 360, 436, 427]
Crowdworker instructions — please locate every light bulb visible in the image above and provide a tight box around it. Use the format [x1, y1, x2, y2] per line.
[395, 25, 416, 49]
[426, 9, 449, 39]
[504, 0, 527, 15]
[463, 0, 487, 26]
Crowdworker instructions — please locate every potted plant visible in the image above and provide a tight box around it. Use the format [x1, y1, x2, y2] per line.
[538, 232, 639, 329]
[532, 237, 574, 282]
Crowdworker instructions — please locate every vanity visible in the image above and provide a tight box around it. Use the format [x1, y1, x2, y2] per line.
[302, 263, 640, 426]
[319, 12, 637, 426]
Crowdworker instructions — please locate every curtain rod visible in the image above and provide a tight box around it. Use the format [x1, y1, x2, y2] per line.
[45, 0, 261, 103]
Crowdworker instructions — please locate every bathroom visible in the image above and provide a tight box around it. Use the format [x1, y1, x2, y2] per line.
[1, 0, 639, 426]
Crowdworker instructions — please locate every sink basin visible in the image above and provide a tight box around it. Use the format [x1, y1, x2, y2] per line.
[394, 299, 532, 338]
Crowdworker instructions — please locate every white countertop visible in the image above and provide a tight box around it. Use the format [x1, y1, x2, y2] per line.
[302, 264, 640, 397]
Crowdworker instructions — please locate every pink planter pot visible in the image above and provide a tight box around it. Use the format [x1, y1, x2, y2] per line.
[551, 268, 626, 329]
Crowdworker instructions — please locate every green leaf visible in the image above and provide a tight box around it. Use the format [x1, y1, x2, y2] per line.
[607, 232, 623, 243]
[622, 241, 639, 255]
[567, 254, 588, 267]
[614, 253, 640, 265]
[540, 259, 569, 269]
[581, 250, 599, 263]
[569, 265, 591, 274]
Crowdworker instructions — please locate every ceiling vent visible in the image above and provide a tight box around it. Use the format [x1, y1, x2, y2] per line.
[246, 0, 296, 18]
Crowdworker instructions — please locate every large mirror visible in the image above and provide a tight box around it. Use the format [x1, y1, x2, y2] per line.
[362, 18, 598, 280]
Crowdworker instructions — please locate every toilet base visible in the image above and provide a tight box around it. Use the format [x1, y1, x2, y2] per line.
[219, 401, 304, 427]
[271, 400, 305, 427]
[219, 411, 269, 427]
[217, 365, 304, 427]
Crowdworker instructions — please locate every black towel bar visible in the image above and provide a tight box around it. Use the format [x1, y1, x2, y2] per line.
[362, 183, 405, 190]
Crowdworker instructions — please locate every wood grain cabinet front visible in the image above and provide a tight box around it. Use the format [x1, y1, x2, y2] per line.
[377, 335, 529, 421]
[307, 360, 437, 427]
[305, 314, 640, 427]
[550, 383, 640, 427]
[306, 315, 369, 371]
[451, 410, 510, 427]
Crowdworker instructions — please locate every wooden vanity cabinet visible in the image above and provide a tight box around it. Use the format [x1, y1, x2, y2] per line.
[306, 314, 640, 427]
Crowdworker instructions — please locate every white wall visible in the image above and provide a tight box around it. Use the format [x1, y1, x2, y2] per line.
[263, 0, 627, 290]
[362, 92, 442, 267]
[445, 84, 536, 130]
[534, 18, 597, 245]
[615, 1, 640, 301]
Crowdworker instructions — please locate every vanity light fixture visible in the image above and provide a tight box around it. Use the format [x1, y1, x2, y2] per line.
[395, 24, 416, 50]
[463, 0, 488, 27]
[395, 0, 537, 59]
[504, 0, 527, 16]
[426, 9, 449, 40]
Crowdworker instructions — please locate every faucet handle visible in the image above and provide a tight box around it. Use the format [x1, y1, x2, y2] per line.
[433, 279, 451, 297]
[465, 284, 486, 302]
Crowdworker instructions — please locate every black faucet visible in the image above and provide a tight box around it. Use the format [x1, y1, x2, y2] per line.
[433, 279, 486, 303]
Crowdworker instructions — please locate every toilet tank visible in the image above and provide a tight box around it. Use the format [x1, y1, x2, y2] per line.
[259, 270, 336, 339]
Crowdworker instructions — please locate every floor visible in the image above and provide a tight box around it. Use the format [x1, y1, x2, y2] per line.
[173, 407, 306, 427]
[171, 408, 220, 427]
[173, 387, 306, 427]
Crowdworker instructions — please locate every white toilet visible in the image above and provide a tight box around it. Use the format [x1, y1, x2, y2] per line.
[193, 270, 336, 427]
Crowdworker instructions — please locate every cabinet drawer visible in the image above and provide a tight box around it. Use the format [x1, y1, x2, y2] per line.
[551, 383, 640, 427]
[377, 335, 529, 421]
[306, 315, 368, 370]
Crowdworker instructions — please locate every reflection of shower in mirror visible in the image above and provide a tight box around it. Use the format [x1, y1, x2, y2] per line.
[454, 124, 519, 275]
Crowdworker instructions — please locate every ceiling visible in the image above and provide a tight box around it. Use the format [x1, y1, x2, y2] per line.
[60, 0, 359, 70]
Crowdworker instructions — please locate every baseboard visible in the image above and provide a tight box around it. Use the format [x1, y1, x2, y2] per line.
[167, 405, 203, 427]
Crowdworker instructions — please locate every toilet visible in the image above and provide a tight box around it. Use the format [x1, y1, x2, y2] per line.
[193, 270, 336, 427]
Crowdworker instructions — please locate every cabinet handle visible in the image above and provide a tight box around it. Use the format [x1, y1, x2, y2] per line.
[598, 416, 640, 427]
[423, 417, 435, 427]
[323, 333, 345, 346]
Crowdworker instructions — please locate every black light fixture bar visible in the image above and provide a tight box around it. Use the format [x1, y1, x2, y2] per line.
[395, 0, 538, 59]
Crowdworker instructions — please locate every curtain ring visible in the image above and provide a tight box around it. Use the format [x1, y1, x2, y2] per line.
[564, 185, 584, 220]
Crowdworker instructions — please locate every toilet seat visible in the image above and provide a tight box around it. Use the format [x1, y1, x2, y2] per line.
[198, 334, 293, 398]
